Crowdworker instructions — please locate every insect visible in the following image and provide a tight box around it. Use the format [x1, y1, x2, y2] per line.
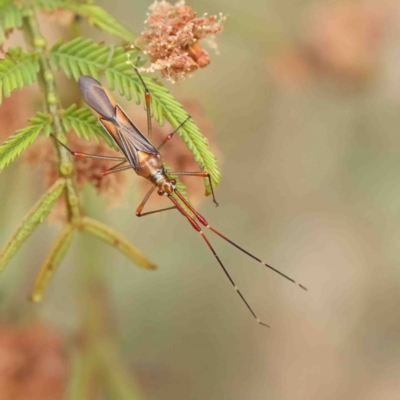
[54, 71, 307, 328]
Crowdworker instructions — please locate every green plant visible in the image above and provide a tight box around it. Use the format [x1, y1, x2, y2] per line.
[0, 1, 223, 397]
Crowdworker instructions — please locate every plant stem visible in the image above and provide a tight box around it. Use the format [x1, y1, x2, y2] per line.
[22, 7, 82, 222]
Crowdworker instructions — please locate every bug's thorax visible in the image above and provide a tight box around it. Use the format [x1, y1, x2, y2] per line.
[136, 151, 174, 194]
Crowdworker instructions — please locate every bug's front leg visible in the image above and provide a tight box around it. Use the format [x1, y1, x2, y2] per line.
[157, 116, 191, 151]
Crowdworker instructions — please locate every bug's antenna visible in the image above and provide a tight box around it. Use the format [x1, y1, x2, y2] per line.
[126, 54, 153, 140]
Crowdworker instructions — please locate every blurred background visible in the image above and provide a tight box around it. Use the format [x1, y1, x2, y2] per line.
[1, 0, 400, 398]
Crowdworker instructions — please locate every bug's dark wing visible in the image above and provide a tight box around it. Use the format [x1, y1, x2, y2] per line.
[79, 75, 159, 172]
[113, 106, 159, 171]
[79, 75, 128, 153]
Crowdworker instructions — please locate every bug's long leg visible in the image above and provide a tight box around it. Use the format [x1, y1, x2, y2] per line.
[128, 56, 152, 140]
[157, 116, 191, 151]
[136, 185, 177, 217]
[51, 134, 126, 162]
[101, 161, 132, 177]
[168, 194, 270, 328]
[137, 206, 178, 217]
[174, 190, 307, 291]
[170, 171, 218, 206]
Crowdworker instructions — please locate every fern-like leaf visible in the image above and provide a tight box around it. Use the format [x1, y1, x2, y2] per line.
[61, 104, 118, 149]
[50, 38, 111, 81]
[0, 47, 40, 104]
[77, 217, 157, 271]
[36, 1, 135, 42]
[0, 178, 66, 272]
[0, 112, 50, 172]
[31, 223, 74, 303]
[0, 0, 23, 45]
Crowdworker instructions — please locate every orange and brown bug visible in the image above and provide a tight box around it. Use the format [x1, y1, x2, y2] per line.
[53, 71, 307, 328]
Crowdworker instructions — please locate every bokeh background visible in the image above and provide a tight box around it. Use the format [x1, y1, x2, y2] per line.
[1, 0, 400, 398]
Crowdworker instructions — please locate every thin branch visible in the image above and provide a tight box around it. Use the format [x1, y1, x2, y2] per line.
[22, 7, 82, 221]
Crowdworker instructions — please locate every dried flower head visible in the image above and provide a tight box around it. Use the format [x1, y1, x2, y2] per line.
[0, 324, 66, 400]
[137, 0, 226, 82]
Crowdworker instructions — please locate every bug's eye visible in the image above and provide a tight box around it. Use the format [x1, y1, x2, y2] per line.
[171, 179, 176, 185]
[157, 189, 164, 196]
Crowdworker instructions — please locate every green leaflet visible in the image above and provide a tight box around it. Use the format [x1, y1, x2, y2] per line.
[0, 0, 23, 45]
[36, 1, 135, 42]
[69, 4, 135, 43]
[31, 223, 74, 303]
[50, 39, 221, 195]
[61, 104, 118, 149]
[0, 112, 50, 172]
[77, 216, 157, 271]
[0, 178, 66, 272]
[50, 38, 112, 81]
[0, 47, 40, 104]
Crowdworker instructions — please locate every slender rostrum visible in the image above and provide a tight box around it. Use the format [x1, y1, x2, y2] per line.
[54, 72, 307, 328]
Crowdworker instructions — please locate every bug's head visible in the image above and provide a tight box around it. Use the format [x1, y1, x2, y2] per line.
[157, 179, 176, 196]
